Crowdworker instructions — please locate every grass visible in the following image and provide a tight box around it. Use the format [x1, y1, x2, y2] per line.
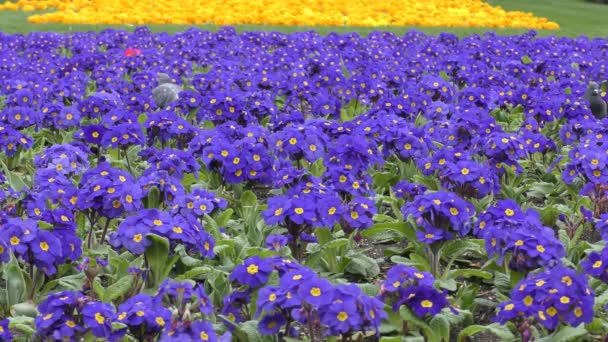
[0, 0, 607, 37]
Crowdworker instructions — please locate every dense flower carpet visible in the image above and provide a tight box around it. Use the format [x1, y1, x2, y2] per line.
[0, 0, 559, 28]
[0, 27, 607, 341]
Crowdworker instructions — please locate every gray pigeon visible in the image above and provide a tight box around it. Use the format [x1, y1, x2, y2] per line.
[585, 82, 607, 119]
[152, 73, 183, 108]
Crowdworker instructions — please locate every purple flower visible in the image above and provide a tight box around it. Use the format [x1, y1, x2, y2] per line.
[229, 256, 273, 288]
[298, 278, 334, 308]
[82, 302, 115, 338]
[0, 319, 12, 341]
[265, 234, 290, 251]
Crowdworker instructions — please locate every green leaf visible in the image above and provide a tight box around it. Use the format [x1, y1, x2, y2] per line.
[175, 245, 206, 267]
[521, 55, 533, 64]
[146, 186, 161, 209]
[447, 269, 493, 280]
[103, 275, 135, 302]
[391, 255, 430, 272]
[216, 208, 234, 227]
[362, 222, 416, 242]
[309, 158, 327, 177]
[9, 315, 36, 337]
[315, 227, 333, 246]
[379, 337, 405, 342]
[324, 238, 349, 250]
[40, 273, 86, 295]
[357, 283, 379, 296]
[399, 306, 436, 340]
[234, 320, 274, 342]
[537, 325, 588, 342]
[145, 234, 178, 288]
[457, 323, 516, 342]
[527, 182, 556, 199]
[345, 253, 380, 278]
[0, 161, 27, 191]
[10, 302, 39, 318]
[429, 315, 450, 342]
[92, 278, 105, 300]
[436, 278, 457, 291]
[440, 239, 484, 259]
[240, 190, 258, 208]
[5, 262, 26, 307]
[137, 113, 148, 125]
[181, 173, 197, 189]
[175, 266, 212, 281]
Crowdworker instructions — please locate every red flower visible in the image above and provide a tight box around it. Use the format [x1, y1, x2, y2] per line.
[124, 48, 142, 57]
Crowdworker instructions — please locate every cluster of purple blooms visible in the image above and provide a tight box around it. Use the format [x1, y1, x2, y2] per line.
[108, 208, 215, 258]
[32, 279, 226, 341]
[0, 26, 608, 339]
[475, 200, 565, 272]
[402, 191, 475, 244]
[226, 255, 386, 337]
[379, 264, 451, 317]
[497, 266, 594, 330]
[0, 216, 80, 275]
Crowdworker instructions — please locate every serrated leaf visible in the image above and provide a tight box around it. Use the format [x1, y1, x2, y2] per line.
[537, 325, 588, 342]
[429, 315, 450, 341]
[240, 190, 258, 208]
[436, 278, 457, 291]
[92, 278, 105, 300]
[216, 208, 234, 227]
[440, 239, 484, 260]
[391, 254, 431, 272]
[9, 316, 35, 337]
[181, 172, 197, 189]
[357, 283, 379, 296]
[236, 320, 274, 342]
[399, 306, 436, 340]
[103, 275, 134, 302]
[40, 273, 86, 295]
[324, 238, 349, 250]
[362, 222, 416, 242]
[457, 323, 515, 342]
[345, 253, 380, 278]
[175, 266, 212, 281]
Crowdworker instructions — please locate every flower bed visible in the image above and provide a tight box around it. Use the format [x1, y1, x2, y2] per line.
[0, 0, 559, 28]
[0, 28, 606, 341]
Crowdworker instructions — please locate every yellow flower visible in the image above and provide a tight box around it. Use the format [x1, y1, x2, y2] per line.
[2, 0, 558, 29]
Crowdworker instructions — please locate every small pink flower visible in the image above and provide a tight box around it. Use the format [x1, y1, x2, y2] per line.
[124, 48, 142, 57]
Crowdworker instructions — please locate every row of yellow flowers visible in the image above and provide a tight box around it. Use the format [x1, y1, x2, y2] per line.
[0, 0, 559, 29]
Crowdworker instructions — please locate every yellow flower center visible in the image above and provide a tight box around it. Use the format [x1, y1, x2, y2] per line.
[247, 264, 259, 275]
[421, 300, 433, 308]
[94, 312, 105, 324]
